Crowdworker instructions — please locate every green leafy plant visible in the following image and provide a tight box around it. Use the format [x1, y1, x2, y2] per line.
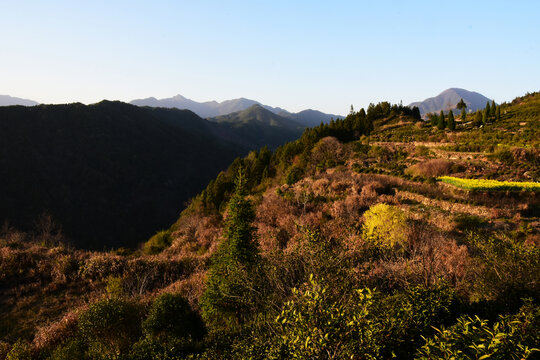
[272, 275, 381, 359]
[78, 298, 142, 359]
[143, 230, 172, 255]
[417, 302, 540, 359]
[143, 293, 205, 341]
[5, 340, 32, 360]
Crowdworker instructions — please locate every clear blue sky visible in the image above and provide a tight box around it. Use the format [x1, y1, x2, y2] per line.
[1, 0, 539, 114]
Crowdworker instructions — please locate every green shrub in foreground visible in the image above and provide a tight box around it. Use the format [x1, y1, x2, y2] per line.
[417, 301, 540, 359]
[143, 293, 205, 341]
[78, 298, 142, 359]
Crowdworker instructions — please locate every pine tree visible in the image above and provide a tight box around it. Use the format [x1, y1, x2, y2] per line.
[429, 113, 438, 127]
[200, 168, 260, 327]
[412, 106, 421, 120]
[482, 108, 488, 124]
[437, 110, 446, 130]
[485, 101, 491, 118]
[354, 108, 367, 135]
[490, 100, 496, 117]
[474, 111, 483, 127]
[456, 98, 467, 110]
[461, 108, 466, 122]
[496, 105, 501, 121]
[447, 110, 455, 130]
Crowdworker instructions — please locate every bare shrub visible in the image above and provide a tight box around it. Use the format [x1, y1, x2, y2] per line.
[331, 193, 368, 226]
[360, 182, 382, 201]
[32, 309, 80, 352]
[33, 213, 64, 246]
[167, 214, 222, 258]
[407, 221, 471, 290]
[311, 137, 344, 169]
[161, 271, 207, 309]
[406, 159, 457, 178]
[365, 257, 416, 290]
[0, 342, 10, 359]
[311, 177, 331, 197]
[79, 255, 125, 281]
[49, 249, 79, 284]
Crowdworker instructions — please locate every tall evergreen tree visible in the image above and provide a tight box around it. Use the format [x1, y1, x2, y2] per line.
[485, 101, 491, 118]
[437, 110, 446, 130]
[429, 113, 438, 127]
[200, 168, 261, 327]
[354, 108, 367, 135]
[411, 106, 421, 120]
[490, 100, 496, 117]
[447, 110, 455, 130]
[496, 105, 501, 121]
[461, 108, 466, 122]
[456, 98, 467, 110]
[474, 111, 483, 127]
[482, 108, 488, 124]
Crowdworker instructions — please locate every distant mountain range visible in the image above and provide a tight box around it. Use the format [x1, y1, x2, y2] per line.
[409, 88, 493, 115]
[130, 94, 342, 127]
[0, 95, 38, 106]
[209, 104, 304, 149]
[0, 101, 301, 249]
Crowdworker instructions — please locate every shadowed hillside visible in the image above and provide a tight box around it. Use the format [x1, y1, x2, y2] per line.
[208, 105, 303, 149]
[0, 101, 244, 249]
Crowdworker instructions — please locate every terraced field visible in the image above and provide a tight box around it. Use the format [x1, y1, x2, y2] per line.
[439, 176, 540, 191]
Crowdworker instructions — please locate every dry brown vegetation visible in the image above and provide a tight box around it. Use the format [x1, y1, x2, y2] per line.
[1, 94, 539, 359]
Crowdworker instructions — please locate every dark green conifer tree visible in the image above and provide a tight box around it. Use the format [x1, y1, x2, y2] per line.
[429, 113, 438, 127]
[200, 168, 260, 327]
[496, 105, 501, 121]
[354, 108, 367, 136]
[474, 111, 483, 127]
[447, 110, 455, 130]
[411, 106, 421, 120]
[485, 101, 491, 118]
[490, 100, 496, 117]
[437, 110, 446, 129]
[456, 98, 467, 110]
[461, 108, 466, 122]
[482, 108, 488, 124]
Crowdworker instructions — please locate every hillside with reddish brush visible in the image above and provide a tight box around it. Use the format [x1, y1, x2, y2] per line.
[1, 92, 539, 359]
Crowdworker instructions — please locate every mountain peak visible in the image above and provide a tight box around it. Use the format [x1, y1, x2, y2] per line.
[409, 88, 493, 115]
[171, 94, 188, 100]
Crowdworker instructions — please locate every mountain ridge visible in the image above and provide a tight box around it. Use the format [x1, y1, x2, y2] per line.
[0, 95, 39, 106]
[130, 93, 342, 126]
[409, 88, 493, 115]
[0, 101, 303, 249]
[208, 104, 304, 150]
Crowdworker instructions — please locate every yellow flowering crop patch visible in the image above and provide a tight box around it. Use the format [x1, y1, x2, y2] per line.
[438, 176, 540, 191]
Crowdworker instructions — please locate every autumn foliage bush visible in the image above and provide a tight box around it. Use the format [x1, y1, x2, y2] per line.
[406, 159, 458, 178]
[362, 203, 408, 250]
